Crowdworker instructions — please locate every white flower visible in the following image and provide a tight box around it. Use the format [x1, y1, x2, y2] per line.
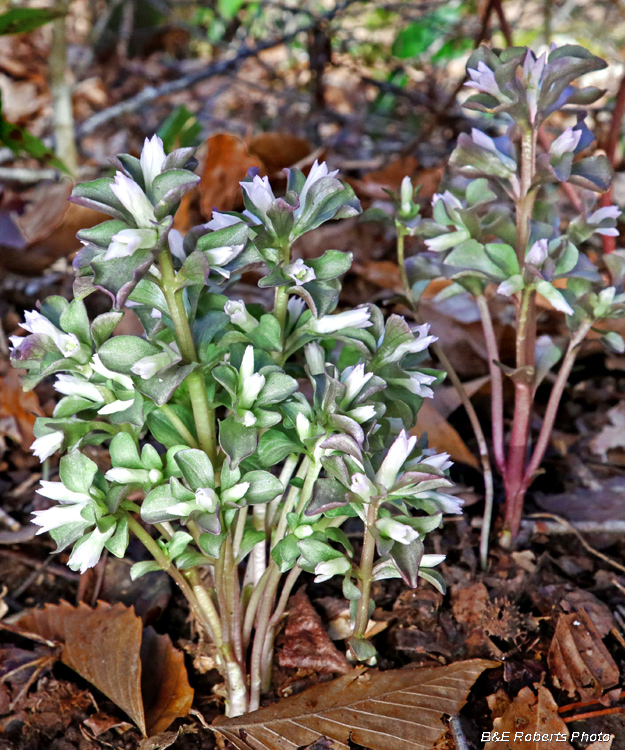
[350, 472, 376, 503]
[313, 556, 351, 583]
[239, 174, 276, 216]
[204, 245, 244, 276]
[389, 371, 437, 398]
[225, 300, 257, 330]
[471, 129, 517, 172]
[549, 127, 582, 158]
[168, 229, 186, 262]
[521, 50, 546, 124]
[497, 274, 524, 297]
[105, 467, 160, 484]
[240, 373, 266, 409]
[342, 363, 374, 404]
[304, 342, 325, 374]
[376, 430, 417, 490]
[421, 553, 446, 567]
[348, 404, 376, 423]
[31, 431, 64, 462]
[425, 229, 470, 252]
[421, 452, 452, 471]
[287, 296, 306, 327]
[525, 239, 549, 267]
[432, 190, 463, 212]
[376, 517, 420, 545]
[309, 307, 372, 334]
[98, 398, 134, 415]
[466, 61, 500, 98]
[206, 211, 243, 231]
[104, 228, 159, 260]
[285, 258, 316, 286]
[37, 480, 91, 505]
[221, 482, 250, 505]
[140, 135, 166, 190]
[384, 324, 436, 364]
[589, 206, 621, 224]
[239, 345, 255, 382]
[21, 310, 81, 359]
[400, 176, 413, 214]
[296, 412, 313, 441]
[91, 355, 134, 389]
[131, 344, 178, 380]
[54, 374, 104, 402]
[295, 160, 339, 218]
[434, 493, 464, 514]
[110, 172, 155, 228]
[588, 205, 621, 237]
[32, 502, 89, 534]
[195, 487, 219, 513]
[68, 526, 115, 574]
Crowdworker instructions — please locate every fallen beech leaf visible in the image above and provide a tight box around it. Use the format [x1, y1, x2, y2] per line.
[248, 132, 312, 175]
[352, 260, 402, 292]
[14, 601, 193, 737]
[214, 659, 498, 750]
[0, 365, 43, 448]
[84, 712, 133, 737]
[200, 133, 263, 216]
[451, 583, 489, 627]
[278, 588, 352, 675]
[412, 400, 479, 469]
[484, 685, 572, 750]
[548, 610, 619, 700]
[590, 402, 625, 461]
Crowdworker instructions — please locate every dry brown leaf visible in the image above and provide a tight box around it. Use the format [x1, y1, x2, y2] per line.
[412, 400, 479, 469]
[590, 402, 625, 461]
[484, 685, 572, 750]
[0, 365, 43, 448]
[248, 132, 312, 175]
[199, 133, 263, 216]
[214, 659, 498, 750]
[352, 260, 402, 292]
[14, 601, 193, 737]
[451, 583, 489, 627]
[547, 610, 619, 700]
[278, 588, 352, 675]
[587, 736, 614, 749]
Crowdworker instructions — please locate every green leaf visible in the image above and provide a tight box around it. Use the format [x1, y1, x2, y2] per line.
[297, 537, 340, 566]
[110, 433, 143, 469]
[307, 250, 353, 281]
[0, 6, 65, 35]
[60, 300, 91, 345]
[257, 430, 302, 467]
[241, 470, 283, 504]
[59, 451, 98, 495]
[445, 239, 505, 280]
[418, 567, 446, 594]
[141, 484, 176, 524]
[105, 515, 129, 558]
[157, 105, 202, 152]
[236, 527, 266, 561]
[219, 416, 257, 469]
[0, 92, 68, 173]
[247, 315, 282, 353]
[175, 449, 215, 490]
[130, 561, 162, 580]
[91, 312, 124, 347]
[98, 336, 160, 375]
[392, 21, 438, 58]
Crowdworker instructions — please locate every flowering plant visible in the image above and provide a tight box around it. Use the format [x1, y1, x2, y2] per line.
[391, 45, 625, 545]
[11, 136, 459, 716]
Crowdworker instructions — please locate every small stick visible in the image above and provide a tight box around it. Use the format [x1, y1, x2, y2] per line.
[563, 707, 624, 723]
[528, 513, 625, 574]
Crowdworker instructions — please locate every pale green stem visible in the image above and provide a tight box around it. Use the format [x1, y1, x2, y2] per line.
[159, 404, 200, 449]
[273, 456, 310, 546]
[353, 499, 379, 639]
[159, 249, 217, 462]
[267, 453, 299, 530]
[232, 506, 248, 559]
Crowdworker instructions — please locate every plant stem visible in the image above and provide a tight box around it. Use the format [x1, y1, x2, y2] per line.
[50, 7, 78, 177]
[159, 404, 200, 449]
[273, 242, 292, 345]
[353, 500, 379, 639]
[524, 319, 592, 483]
[248, 564, 281, 712]
[475, 294, 506, 475]
[396, 226, 410, 294]
[159, 249, 217, 462]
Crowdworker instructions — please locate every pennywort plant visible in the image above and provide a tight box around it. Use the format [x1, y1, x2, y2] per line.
[392, 45, 625, 543]
[11, 136, 459, 716]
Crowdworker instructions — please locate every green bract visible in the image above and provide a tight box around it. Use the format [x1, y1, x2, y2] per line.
[12, 138, 455, 717]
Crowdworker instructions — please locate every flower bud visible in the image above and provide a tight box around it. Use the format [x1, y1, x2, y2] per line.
[308, 307, 372, 334]
[313, 555, 351, 583]
[110, 172, 155, 228]
[376, 517, 420, 545]
[225, 300, 258, 332]
[31, 431, 64, 462]
[375, 430, 416, 490]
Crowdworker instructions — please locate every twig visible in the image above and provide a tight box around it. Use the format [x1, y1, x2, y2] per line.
[527, 513, 625, 574]
[563, 707, 624, 723]
[76, 0, 361, 137]
[50, 5, 78, 176]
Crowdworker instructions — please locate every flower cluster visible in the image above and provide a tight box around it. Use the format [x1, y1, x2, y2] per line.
[11, 136, 456, 711]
